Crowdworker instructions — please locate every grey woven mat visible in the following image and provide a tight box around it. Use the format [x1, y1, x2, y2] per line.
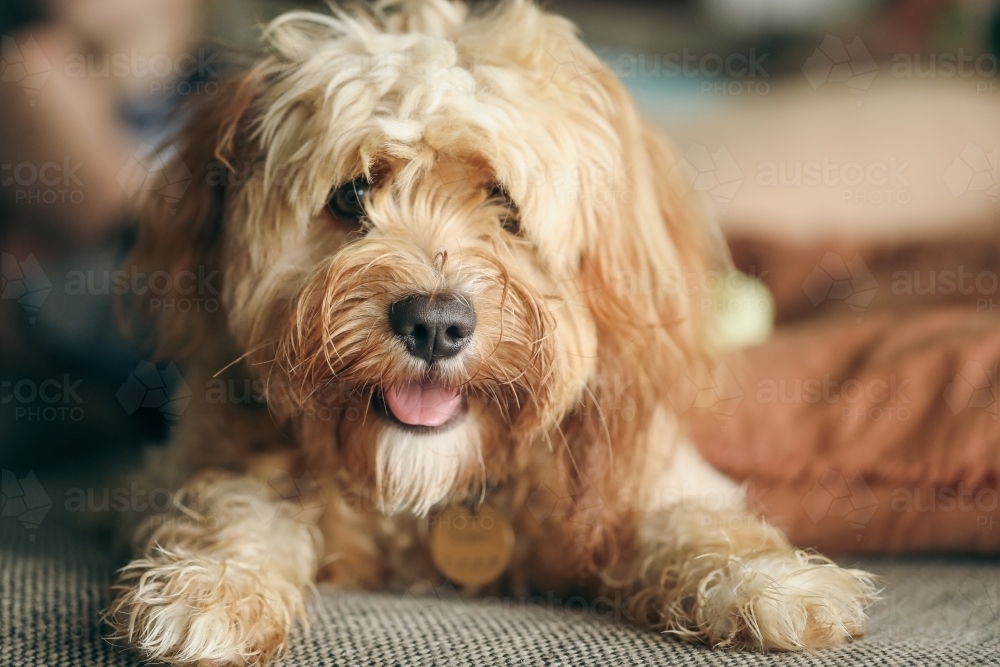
[3, 515, 999, 666]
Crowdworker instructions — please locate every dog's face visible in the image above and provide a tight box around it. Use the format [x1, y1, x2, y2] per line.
[133, 0, 713, 527]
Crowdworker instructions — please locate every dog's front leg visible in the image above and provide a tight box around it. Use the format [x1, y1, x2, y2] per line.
[107, 472, 319, 666]
[611, 444, 877, 651]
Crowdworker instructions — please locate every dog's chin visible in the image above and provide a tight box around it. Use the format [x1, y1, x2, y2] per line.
[372, 384, 481, 517]
[373, 382, 469, 435]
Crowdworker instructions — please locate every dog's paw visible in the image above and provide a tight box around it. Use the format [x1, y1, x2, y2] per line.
[678, 551, 878, 651]
[106, 550, 303, 666]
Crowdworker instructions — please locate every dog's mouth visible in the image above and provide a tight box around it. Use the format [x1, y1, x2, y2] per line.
[374, 382, 467, 432]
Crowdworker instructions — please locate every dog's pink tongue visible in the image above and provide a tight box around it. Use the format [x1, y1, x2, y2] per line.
[385, 383, 462, 427]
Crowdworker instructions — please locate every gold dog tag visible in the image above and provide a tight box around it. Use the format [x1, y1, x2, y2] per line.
[430, 504, 514, 587]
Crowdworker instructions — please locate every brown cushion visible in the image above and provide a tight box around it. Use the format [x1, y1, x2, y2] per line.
[726, 233, 1000, 324]
[688, 306, 1000, 553]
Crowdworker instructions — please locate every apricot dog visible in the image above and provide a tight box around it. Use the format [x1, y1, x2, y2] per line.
[108, 1, 875, 664]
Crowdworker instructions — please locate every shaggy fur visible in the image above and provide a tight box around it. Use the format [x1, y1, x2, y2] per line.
[108, 1, 877, 664]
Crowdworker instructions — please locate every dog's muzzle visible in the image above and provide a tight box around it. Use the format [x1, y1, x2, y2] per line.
[380, 292, 476, 429]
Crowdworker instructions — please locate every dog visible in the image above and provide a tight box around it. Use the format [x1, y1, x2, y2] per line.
[107, 1, 877, 664]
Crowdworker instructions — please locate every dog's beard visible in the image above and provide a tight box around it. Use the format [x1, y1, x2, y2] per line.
[375, 415, 483, 516]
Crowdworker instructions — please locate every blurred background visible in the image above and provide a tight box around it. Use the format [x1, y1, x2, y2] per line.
[1, 0, 999, 476]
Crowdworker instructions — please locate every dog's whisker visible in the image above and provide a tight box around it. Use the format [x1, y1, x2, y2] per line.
[212, 340, 279, 379]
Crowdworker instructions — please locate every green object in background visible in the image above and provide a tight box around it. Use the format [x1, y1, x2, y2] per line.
[710, 271, 774, 350]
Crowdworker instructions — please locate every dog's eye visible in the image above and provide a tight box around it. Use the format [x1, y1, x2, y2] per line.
[327, 177, 370, 223]
[488, 182, 520, 236]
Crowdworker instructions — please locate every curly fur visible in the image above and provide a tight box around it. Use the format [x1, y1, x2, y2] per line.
[109, 1, 877, 664]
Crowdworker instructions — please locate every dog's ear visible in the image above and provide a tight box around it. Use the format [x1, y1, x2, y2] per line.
[123, 72, 263, 360]
[555, 55, 724, 572]
[580, 117, 718, 380]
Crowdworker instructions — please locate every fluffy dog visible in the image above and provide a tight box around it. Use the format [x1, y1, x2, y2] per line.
[108, 0, 876, 664]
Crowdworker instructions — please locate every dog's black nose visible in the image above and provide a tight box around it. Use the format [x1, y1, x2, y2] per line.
[389, 293, 476, 363]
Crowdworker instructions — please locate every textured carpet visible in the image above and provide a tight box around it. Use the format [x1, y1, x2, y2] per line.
[3, 515, 1000, 666]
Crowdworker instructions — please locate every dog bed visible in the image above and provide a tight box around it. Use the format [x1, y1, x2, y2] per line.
[690, 232, 1000, 554]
